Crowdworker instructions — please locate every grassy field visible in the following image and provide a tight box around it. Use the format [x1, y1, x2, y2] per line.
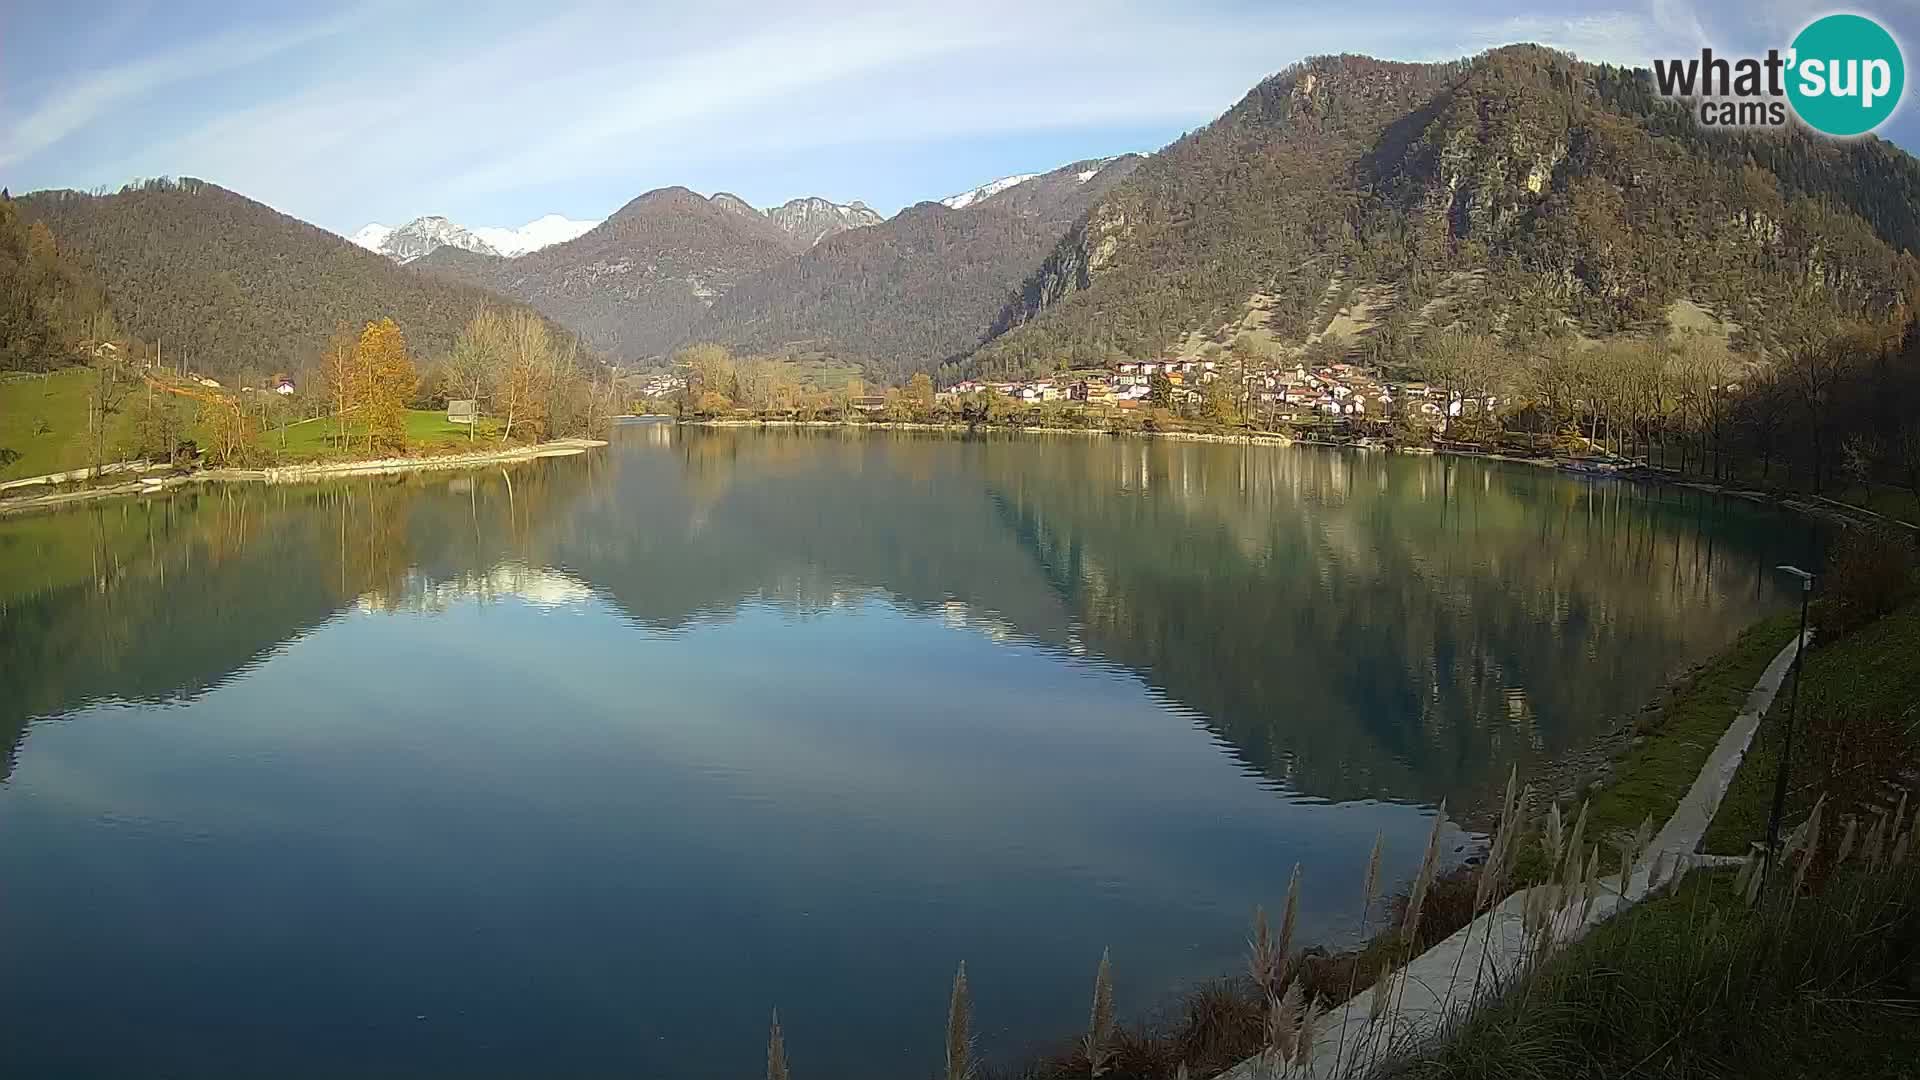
[1823, 482, 1920, 526]
[1704, 596, 1920, 855]
[261, 409, 502, 460]
[0, 369, 136, 482]
[3, 367, 509, 479]
[1391, 865, 1920, 1080]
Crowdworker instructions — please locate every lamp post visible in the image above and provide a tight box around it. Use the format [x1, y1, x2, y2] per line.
[1764, 564, 1815, 871]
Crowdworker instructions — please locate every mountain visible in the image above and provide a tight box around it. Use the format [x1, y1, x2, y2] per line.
[472, 214, 601, 257]
[763, 197, 883, 249]
[349, 222, 395, 252]
[350, 213, 599, 262]
[351, 215, 501, 262]
[415, 186, 797, 359]
[17, 178, 562, 382]
[685, 156, 1142, 378]
[940, 172, 1038, 210]
[967, 47, 1920, 379]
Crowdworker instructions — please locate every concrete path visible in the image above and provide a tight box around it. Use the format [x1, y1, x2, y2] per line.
[1218, 631, 1807, 1080]
[0, 458, 167, 492]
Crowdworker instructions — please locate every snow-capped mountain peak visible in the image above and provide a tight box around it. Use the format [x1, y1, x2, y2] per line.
[1075, 158, 1118, 183]
[349, 223, 395, 251]
[347, 214, 600, 263]
[940, 173, 1039, 211]
[471, 214, 600, 257]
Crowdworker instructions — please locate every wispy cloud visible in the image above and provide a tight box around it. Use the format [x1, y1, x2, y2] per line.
[1454, 11, 1662, 65]
[65, 0, 1403, 226]
[0, 7, 369, 169]
[8, 0, 1916, 231]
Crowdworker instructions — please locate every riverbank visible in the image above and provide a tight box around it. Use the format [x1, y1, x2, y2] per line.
[0, 437, 607, 517]
[1453, 614, 1803, 840]
[688, 416, 1305, 447]
[990, 615, 1816, 1080]
[688, 417, 1920, 531]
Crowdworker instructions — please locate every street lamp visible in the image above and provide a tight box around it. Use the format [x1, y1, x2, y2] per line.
[1764, 564, 1815, 871]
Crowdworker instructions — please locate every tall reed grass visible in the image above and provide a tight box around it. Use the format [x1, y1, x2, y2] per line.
[755, 758, 1914, 1080]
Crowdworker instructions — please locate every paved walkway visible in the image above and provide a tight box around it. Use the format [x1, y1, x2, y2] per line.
[1218, 631, 1807, 1080]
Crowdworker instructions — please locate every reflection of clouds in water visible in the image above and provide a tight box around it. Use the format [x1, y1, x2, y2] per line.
[937, 597, 1019, 643]
[358, 561, 598, 613]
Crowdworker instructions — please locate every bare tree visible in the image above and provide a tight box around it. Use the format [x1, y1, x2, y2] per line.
[1737, 365, 1790, 485]
[445, 308, 507, 442]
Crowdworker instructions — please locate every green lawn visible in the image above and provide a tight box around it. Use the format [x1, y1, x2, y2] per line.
[260, 409, 501, 461]
[1704, 597, 1920, 854]
[1566, 614, 1801, 870]
[1823, 483, 1920, 526]
[3, 371, 505, 479]
[1393, 866, 1920, 1080]
[0, 369, 135, 482]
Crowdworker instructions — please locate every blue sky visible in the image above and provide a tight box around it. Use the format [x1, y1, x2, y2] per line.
[4, 0, 1916, 235]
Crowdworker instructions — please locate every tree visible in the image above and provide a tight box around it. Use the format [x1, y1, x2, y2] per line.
[445, 308, 508, 441]
[323, 325, 359, 449]
[908, 372, 935, 414]
[199, 398, 256, 465]
[1148, 372, 1173, 407]
[86, 336, 132, 476]
[1841, 434, 1880, 502]
[1785, 323, 1865, 495]
[127, 380, 186, 464]
[353, 318, 416, 453]
[1736, 365, 1790, 484]
[1674, 333, 1741, 479]
[496, 310, 553, 442]
[1891, 421, 1920, 506]
[677, 342, 736, 415]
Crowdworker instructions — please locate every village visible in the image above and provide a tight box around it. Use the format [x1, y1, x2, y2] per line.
[636, 353, 1508, 432]
[938, 357, 1499, 425]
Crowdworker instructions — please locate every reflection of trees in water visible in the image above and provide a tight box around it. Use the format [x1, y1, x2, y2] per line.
[0, 465, 597, 780]
[553, 427, 1801, 804]
[0, 426, 1806, 806]
[971, 442, 1802, 803]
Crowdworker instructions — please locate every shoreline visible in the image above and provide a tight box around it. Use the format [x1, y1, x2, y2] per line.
[689, 416, 1347, 449]
[689, 417, 1916, 531]
[0, 438, 608, 517]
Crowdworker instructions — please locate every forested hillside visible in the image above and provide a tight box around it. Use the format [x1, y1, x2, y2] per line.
[965, 46, 1920, 381]
[687, 156, 1140, 381]
[417, 187, 797, 360]
[16, 179, 544, 382]
[0, 192, 111, 373]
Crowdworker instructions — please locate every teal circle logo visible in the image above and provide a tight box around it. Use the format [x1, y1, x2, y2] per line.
[1787, 14, 1904, 136]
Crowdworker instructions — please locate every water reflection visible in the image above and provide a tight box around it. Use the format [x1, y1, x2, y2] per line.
[0, 422, 1812, 805]
[0, 422, 1819, 1078]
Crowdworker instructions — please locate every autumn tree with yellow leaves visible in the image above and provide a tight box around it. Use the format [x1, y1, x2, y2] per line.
[353, 318, 417, 453]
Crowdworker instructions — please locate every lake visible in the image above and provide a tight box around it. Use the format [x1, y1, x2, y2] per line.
[0, 423, 1818, 1077]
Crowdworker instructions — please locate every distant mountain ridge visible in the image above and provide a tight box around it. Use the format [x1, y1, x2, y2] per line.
[18, 178, 574, 383]
[686, 155, 1144, 377]
[941, 173, 1039, 210]
[965, 46, 1920, 380]
[35, 45, 1908, 393]
[410, 166, 1143, 363]
[415, 186, 800, 359]
[350, 213, 599, 262]
[762, 196, 883, 249]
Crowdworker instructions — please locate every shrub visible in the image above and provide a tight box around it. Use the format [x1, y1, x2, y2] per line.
[1811, 528, 1916, 641]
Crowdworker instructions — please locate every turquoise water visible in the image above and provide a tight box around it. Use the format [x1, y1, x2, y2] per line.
[0, 423, 1816, 1076]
